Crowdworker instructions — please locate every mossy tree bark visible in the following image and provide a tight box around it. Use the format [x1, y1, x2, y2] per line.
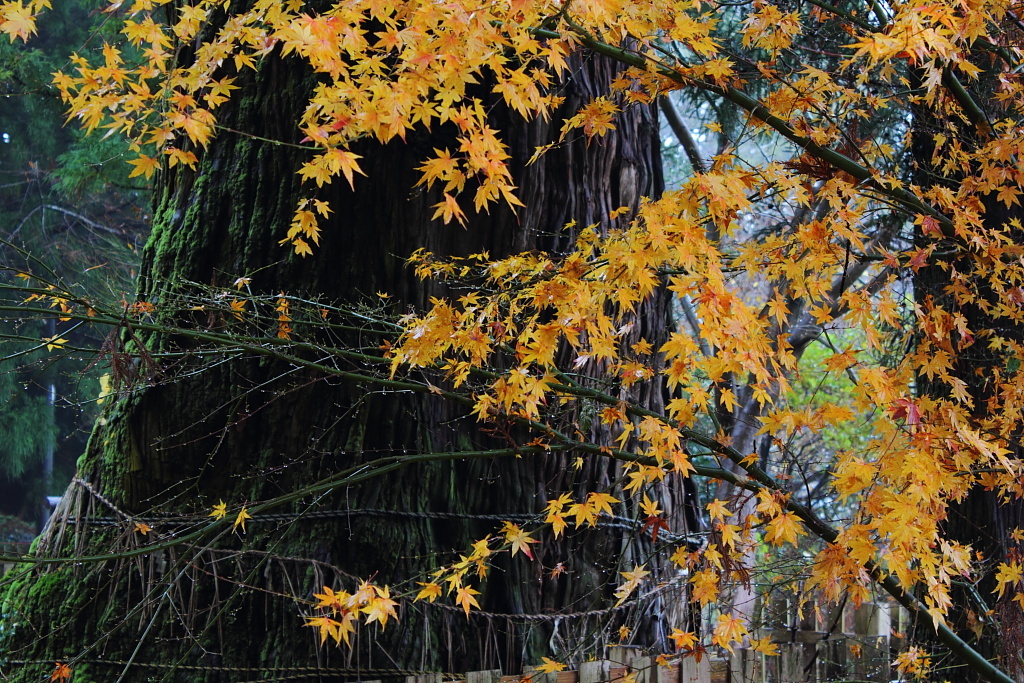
[1, 48, 693, 682]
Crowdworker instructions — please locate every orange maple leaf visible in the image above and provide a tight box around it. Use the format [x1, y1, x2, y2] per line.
[711, 613, 749, 653]
[454, 585, 480, 616]
[51, 662, 72, 682]
[669, 628, 698, 651]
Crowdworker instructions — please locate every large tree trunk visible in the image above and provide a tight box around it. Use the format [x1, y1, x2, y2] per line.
[1, 43, 685, 681]
[912, 67, 1024, 681]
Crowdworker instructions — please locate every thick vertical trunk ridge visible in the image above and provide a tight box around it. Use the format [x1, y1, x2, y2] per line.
[911, 63, 1024, 681]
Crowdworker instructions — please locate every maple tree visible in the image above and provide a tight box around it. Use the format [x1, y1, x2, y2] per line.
[3, 0, 1024, 677]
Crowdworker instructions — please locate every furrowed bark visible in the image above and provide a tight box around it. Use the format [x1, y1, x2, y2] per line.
[1, 43, 683, 682]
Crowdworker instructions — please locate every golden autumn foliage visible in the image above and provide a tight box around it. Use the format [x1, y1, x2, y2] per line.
[9, 0, 1024, 675]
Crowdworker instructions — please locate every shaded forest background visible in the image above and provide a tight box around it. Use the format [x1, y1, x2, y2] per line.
[1, 0, 149, 531]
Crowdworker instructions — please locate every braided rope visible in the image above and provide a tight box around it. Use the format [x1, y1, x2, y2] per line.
[8, 659, 457, 679]
[67, 477, 704, 545]
[430, 601, 630, 621]
[66, 503, 702, 545]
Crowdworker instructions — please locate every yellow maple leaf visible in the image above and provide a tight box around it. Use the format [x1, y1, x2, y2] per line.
[96, 374, 112, 404]
[718, 523, 742, 548]
[362, 585, 398, 627]
[640, 495, 663, 518]
[432, 193, 467, 226]
[669, 628, 698, 650]
[711, 613, 749, 653]
[894, 647, 932, 680]
[415, 582, 442, 602]
[127, 154, 161, 179]
[305, 615, 342, 645]
[537, 657, 566, 673]
[501, 522, 539, 560]
[416, 148, 460, 188]
[229, 299, 245, 320]
[1, 1, 36, 41]
[995, 561, 1022, 598]
[833, 458, 877, 501]
[233, 506, 252, 532]
[133, 521, 152, 535]
[208, 500, 227, 520]
[454, 585, 480, 616]
[544, 493, 572, 538]
[562, 97, 618, 139]
[706, 499, 731, 522]
[690, 569, 719, 607]
[587, 491, 619, 515]
[764, 511, 807, 546]
[42, 336, 68, 351]
[614, 564, 649, 606]
[750, 635, 779, 656]
[313, 586, 348, 611]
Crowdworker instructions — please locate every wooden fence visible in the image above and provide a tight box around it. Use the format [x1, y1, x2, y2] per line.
[399, 600, 905, 683]
[402, 655, 724, 683]
[731, 599, 903, 682]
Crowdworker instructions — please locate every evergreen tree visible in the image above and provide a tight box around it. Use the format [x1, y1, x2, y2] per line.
[0, 0, 147, 522]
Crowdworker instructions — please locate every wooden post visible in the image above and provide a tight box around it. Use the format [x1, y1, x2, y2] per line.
[818, 637, 846, 681]
[799, 599, 818, 682]
[468, 669, 503, 683]
[728, 648, 760, 683]
[607, 645, 641, 668]
[853, 602, 891, 682]
[634, 656, 653, 683]
[778, 642, 806, 682]
[679, 655, 710, 683]
[580, 660, 611, 683]
[633, 656, 679, 683]
[709, 657, 728, 683]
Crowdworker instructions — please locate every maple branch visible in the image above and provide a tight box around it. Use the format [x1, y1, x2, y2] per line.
[538, 371, 1013, 682]
[39, 204, 124, 236]
[585, 441, 1012, 682]
[801, 0, 880, 30]
[677, 295, 712, 357]
[4, 291, 1015, 682]
[535, 23, 959, 239]
[658, 97, 707, 175]
[941, 66, 993, 137]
